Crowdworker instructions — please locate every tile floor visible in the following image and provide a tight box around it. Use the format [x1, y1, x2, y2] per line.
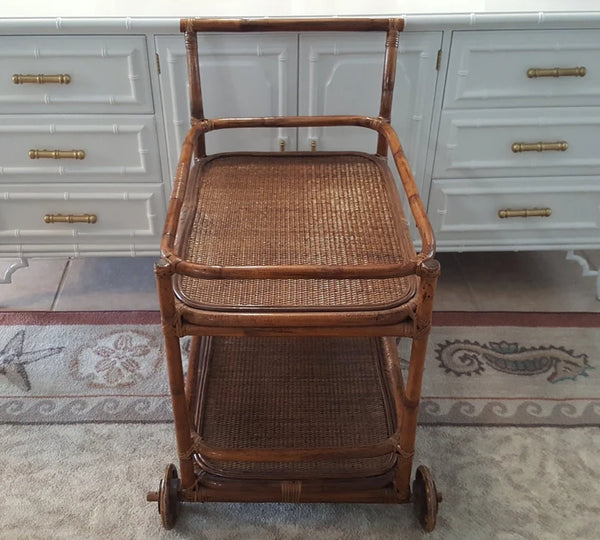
[1, 250, 599, 312]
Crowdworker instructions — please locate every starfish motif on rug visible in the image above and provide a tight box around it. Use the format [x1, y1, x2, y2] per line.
[0, 330, 64, 392]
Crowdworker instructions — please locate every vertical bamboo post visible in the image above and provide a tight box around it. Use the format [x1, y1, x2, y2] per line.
[184, 29, 207, 157]
[155, 259, 196, 489]
[395, 258, 440, 496]
[376, 19, 401, 157]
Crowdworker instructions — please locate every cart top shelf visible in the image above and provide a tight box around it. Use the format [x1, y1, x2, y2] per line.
[173, 151, 418, 313]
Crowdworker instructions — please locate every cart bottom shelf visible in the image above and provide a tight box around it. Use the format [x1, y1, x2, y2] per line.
[191, 336, 400, 481]
[149, 336, 442, 531]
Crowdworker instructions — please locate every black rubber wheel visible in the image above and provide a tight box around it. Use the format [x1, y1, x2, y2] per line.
[412, 465, 442, 532]
[158, 464, 181, 530]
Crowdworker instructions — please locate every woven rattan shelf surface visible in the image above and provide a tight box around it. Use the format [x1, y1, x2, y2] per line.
[193, 336, 398, 480]
[174, 152, 417, 312]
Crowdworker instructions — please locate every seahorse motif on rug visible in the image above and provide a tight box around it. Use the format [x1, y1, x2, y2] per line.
[435, 340, 592, 383]
[0, 330, 64, 391]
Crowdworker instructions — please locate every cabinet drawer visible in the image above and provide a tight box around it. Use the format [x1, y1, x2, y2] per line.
[434, 108, 600, 179]
[429, 177, 600, 249]
[0, 183, 164, 254]
[445, 30, 600, 109]
[0, 36, 153, 114]
[0, 115, 161, 183]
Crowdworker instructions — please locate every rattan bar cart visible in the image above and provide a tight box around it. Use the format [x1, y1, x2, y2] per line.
[147, 17, 442, 533]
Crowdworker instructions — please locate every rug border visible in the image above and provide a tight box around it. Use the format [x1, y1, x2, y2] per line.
[433, 311, 600, 327]
[0, 311, 161, 325]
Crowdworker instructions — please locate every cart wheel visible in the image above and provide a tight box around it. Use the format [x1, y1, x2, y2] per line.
[412, 465, 442, 532]
[158, 464, 181, 529]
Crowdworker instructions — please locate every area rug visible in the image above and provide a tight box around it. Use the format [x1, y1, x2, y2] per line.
[2, 423, 599, 539]
[1, 311, 598, 426]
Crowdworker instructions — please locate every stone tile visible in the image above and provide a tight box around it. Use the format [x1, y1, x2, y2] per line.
[433, 252, 478, 311]
[53, 257, 159, 311]
[0, 258, 67, 310]
[454, 251, 600, 312]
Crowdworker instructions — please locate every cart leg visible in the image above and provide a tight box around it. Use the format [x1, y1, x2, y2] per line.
[396, 259, 440, 496]
[155, 259, 196, 489]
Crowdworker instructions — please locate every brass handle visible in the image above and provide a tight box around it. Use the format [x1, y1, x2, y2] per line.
[279, 140, 286, 152]
[44, 213, 97, 224]
[13, 74, 71, 84]
[498, 208, 552, 219]
[311, 140, 317, 152]
[29, 149, 86, 160]
[511, 141, 568, 153]
[527, 67, 586, 78]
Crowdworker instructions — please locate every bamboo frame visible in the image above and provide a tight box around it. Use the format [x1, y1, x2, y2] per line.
[150, 17, 442, 528]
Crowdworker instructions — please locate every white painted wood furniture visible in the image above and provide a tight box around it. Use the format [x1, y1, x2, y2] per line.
[0, 1, 598, 296]
[0, 34, 165, 264]
[431, 29, 600, 251]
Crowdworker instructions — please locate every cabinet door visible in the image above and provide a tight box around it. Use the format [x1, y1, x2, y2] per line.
[298, 32, 442, 195]
[155, 34, 298, 180]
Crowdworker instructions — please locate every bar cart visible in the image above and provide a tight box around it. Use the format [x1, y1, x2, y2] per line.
[147, 17, 442, 533]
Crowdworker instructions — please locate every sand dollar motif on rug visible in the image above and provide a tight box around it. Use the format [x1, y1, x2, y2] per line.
[70, 329, 163, 388]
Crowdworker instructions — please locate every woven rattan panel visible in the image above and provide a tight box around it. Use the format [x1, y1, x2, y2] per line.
[194, 337, 397, 479]
[175, 153, 417, 311]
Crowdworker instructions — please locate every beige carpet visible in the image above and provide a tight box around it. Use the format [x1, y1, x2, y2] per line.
[1, 423, 599, 538]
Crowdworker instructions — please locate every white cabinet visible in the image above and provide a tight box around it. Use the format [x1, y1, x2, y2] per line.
[431, 28, 600, 251]
[0, 34, 165, 257]
[155, 34, 298, 177]
[2, 18, 599, 264]
[298, 32, 442, 196]
[156, 31, 442, 195]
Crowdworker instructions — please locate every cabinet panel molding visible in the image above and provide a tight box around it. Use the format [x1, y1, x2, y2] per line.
[298, 31, 442, 195]
[0, 115, 162, 183]
[155, 33, 298, 179]
[0, 35, 153, 114]
[445, 29, 600, 109]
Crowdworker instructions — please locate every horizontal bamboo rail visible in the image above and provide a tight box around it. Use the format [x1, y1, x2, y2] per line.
[181, 18, 404, 33]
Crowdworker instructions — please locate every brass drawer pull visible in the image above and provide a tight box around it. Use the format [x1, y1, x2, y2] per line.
[527, 67, 586, 78]
[311, 140, 317, 151]
[511, 141, 568, 153]
[498, 208, 552, 219]
[279, 140, 286, 152]
[29, 149, 86, 160]
[13, 73, 71, 84]
[44, 213, 97, 224]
